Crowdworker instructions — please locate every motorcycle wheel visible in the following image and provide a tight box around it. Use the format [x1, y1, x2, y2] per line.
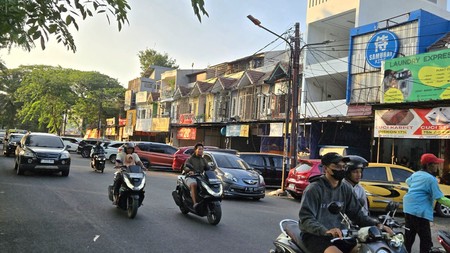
[207, 202, 222, 225]
[127, 197, 139, 219]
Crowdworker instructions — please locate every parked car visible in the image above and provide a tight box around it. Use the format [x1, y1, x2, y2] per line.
[0, 130, 6, 144]
[102, 141, 125, 163]
[203, 151, 265, 200]
[61, 137, 82, 153]
[14, 132, 71, 176]
[362, 163, 450, 217]
[77, 138, 110, 158]
[3, 133, 25, 157]
[239, 152, 287, 187]
[172, 146, 238, 172]
[284, 159, 322, 200]
[134, 142, 178, 170]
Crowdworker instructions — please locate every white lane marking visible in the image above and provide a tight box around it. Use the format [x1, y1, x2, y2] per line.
[93, 235, 100, 242]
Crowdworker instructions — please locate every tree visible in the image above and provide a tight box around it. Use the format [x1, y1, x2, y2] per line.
[0, 0, 130, 52]
[138, 48, 178, 77]
[191, 0, 208, 22]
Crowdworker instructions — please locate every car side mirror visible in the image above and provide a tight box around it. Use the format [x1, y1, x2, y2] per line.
[207, 162, 215, 169]
[66, 145, 71, 149]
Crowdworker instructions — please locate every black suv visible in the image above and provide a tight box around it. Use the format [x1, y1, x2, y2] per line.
[3, 133, 25, 156]
[14, 132, 71, 176]
[239, 152, 287, 187]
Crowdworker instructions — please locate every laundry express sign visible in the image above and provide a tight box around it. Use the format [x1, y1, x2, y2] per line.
[366, 30, 399, 68]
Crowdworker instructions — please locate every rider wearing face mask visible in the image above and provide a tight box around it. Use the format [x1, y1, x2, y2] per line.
[298, 152, 392, 253]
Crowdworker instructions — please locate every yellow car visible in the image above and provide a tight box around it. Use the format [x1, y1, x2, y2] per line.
[361, 163, 450, 217]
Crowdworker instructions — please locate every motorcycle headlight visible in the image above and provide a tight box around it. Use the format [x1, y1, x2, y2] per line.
[224, 172, 237, 182]
[60, 151, 70, 159]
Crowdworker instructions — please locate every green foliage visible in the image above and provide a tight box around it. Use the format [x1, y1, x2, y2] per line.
[191, 0, 209, 22]
[138, 48, 178, 77]
[0, 0, 130, 52]
[0, 65, 125, 134]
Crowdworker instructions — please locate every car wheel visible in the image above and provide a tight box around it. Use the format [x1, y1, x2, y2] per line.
[61, 169, 69, 177]
[81, 148, 90, 158]
[109, 154, 116, 164]
[141, 159, 150, 169]
[435, 202, 450, 217]
[288, 191, 302, 200]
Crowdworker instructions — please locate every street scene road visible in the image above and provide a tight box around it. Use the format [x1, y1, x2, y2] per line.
[0, 148, 448, 253]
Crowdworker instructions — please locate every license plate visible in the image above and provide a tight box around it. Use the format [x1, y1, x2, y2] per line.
[245, 187, 254, 192]
[41, 159, 54, 164]
[288, 184, 295, 190]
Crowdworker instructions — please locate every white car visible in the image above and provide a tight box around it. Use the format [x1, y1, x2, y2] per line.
[61, 137, 82, 153]
[102, 141, 125, 163]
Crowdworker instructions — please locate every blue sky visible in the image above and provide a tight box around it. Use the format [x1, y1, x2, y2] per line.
[0, 0, 306, 86]
[1, 1, 449, 87]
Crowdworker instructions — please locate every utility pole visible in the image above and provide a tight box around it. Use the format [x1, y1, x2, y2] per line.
[290, 23, 300, 168]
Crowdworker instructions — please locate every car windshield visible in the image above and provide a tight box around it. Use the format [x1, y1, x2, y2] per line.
[9, 134, 24, 142]
[213, 154, 250, 170]
[27, 135, 64, 148]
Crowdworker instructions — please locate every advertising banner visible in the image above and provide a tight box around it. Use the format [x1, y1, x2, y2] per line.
[226, 125, 249, 137]
[374, 107, 450, 139]
[381, 48, 450, 103]
[269, 123, 283, 137]
[151, 118, 170, 132]
[177, 128, 197, 140]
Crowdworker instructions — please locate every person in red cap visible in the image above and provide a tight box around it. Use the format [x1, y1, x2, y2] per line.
[403, 153, 449, 253]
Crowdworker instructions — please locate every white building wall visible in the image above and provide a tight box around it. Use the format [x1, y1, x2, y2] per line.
[302, 0, 450, 117]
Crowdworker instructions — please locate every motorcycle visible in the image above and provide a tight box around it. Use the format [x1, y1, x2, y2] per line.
[91, 152, 106, 173]
[171, 167, 223, 225]
[108, 165, 146, 219]
[269, 201, 407, 253]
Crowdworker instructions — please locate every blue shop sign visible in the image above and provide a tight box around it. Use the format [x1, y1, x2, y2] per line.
[365, 30, 399, 68]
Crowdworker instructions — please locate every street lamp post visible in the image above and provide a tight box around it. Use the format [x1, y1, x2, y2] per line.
[247, 15, 295, 193]
[247, 15, 332, 192]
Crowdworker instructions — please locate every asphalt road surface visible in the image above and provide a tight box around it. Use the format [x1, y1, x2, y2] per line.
[0, 146, 448, 252]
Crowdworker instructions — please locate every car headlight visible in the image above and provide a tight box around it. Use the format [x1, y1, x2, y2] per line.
[224, 172, 238, 182]
[259, 175, 265, 186]
[20, 149, 35, 158]
[60, 151, 70, 159]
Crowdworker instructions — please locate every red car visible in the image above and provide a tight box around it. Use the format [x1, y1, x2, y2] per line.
[172, 146, 239, 172]
[172, 146, 219, 172]
[284, 159, 322, 200]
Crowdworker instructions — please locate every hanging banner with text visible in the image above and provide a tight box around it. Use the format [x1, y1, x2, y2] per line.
[381, 48, 450, 103]
[374, 107, 450, 139]
[225, 125, 249, 137]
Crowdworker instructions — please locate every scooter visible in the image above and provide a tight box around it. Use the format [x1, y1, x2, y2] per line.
[269, 201, 407, 253]
[108, 165, 146, 219]
[91, 153, 106, 173]
[172, 167, 223, 225]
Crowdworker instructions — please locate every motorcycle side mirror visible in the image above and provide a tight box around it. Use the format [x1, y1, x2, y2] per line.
[327, 202, 343, 215]
[385, 201, 399, 213]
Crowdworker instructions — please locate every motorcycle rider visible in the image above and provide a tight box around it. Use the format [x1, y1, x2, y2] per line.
[112, 142, 145, 204]
[90, 141, 105, 168]
[403, 153, 450, 253]
[183, 143, 210, 211]
[343, 156, 369, 215]
[298, 152, 393, 253]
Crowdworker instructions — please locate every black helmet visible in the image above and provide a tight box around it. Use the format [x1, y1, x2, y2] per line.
[123, 142, 135, 153]
[345, 155, 368, 177]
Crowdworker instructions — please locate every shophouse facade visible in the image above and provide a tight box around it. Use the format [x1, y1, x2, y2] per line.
[302, 0, 450, 168]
